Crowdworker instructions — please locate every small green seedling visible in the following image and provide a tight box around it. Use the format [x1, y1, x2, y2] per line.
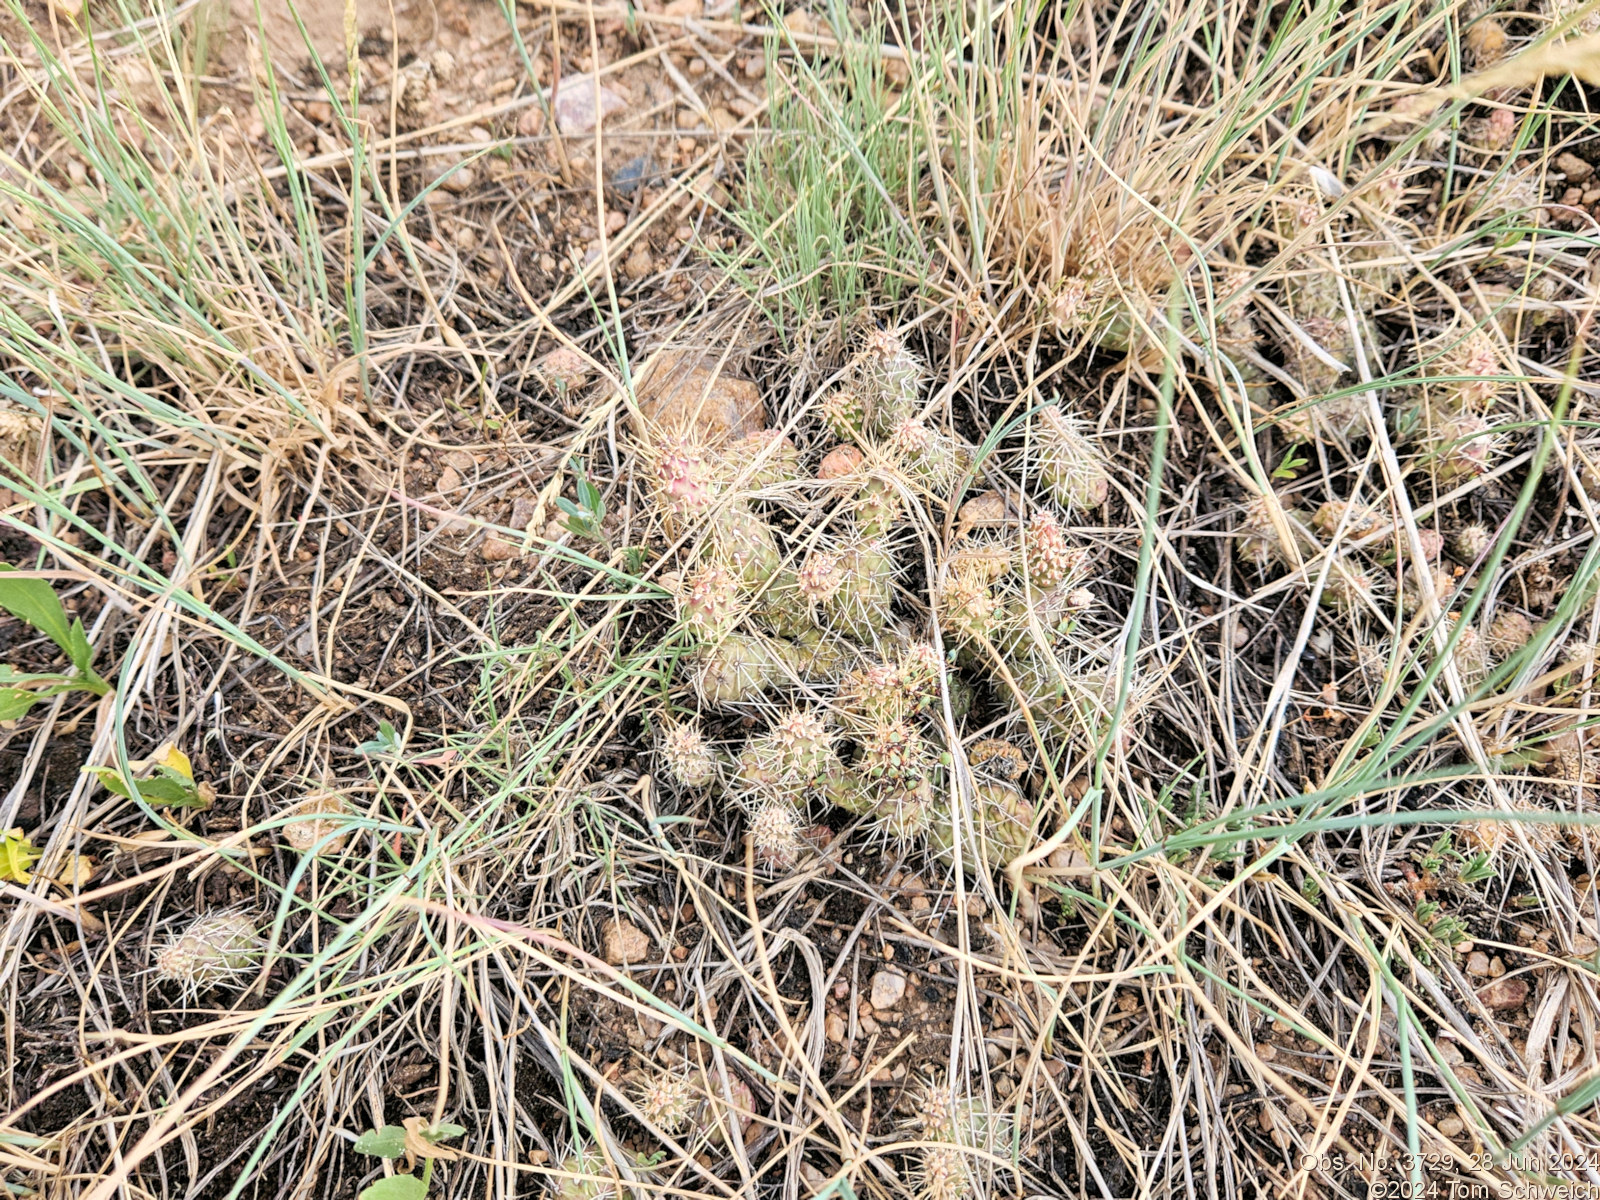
[0, 565, 110, 719]
[354, 1121, 466, 1200]
[356, 720, 406, 760]
[84, 744, 210, 809]
[1271, 444, 1309, 481]
[556, 460, 610, 549]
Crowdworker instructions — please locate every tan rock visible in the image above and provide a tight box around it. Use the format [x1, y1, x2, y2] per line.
[1465, 950, 1490, 976]
[870, 969, 906, 1010]
[825, 1012, 846, 1042]
[1438, 1115, 1465, 1138]
[1558, 152, 1594, 184]
[603, 917, 651, 964]
[551, 77, 627, 137]
[434, 465, 462, 494]
[534, 346, 593, 393]
[624, 249, 655, 281]
[636, 349, 766, 439]
[1476, 976, 1528, 1011]
[480, 536, 517, 562]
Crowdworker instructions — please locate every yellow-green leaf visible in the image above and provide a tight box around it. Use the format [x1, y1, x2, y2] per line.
[0, 828, 40, 883]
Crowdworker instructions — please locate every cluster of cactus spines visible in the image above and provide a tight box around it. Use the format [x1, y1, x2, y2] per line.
[821, 384, 867, 439]
[768, 708, 836, 778]
[1310, 499, 1385, 543]
[915, 1145, 970, 1200]
[1435, 328, 1505, 410]
[1029, 405, 1110, 511]
[635, 1067, 697, 1133]
[938, 569, 999, 644]
[153, 910, 260, 998]
[1486, 610, 1534, 660]
[1020, 510, 1086, 591]
[658, 720, 719, 789]
[738, 707, 838, 800]
[648, 433, 719, 526]
[859, 720, 931, 786]
[707, 504, 780, 587]
[680, 563, 740, 637]
[1443, 613, 1489, 683]
[550, 1146, 618, 1200]
[1424, 411, 1502, 485]
[902, 1075, 1009, 1200]
[1450, 522, 1493, 563]
[748, 798, 806, 870]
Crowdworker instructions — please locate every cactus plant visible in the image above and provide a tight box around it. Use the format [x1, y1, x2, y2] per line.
[658, 720, 719, 788]
[635, 1068, 697, 1132]
[679, 563, 741, 638]
[1029, 406, 1110, 511]
[707, 504, 781, 587]
[693, 633, 789, 705]
[153, 910, 260, 998]
[748, 798, 806, 870]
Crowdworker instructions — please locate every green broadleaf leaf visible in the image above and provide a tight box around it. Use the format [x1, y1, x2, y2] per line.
[0, 689, 38, 721]
[353, 1126, 409, 1159]
[0, 828, 40, 883]
[82, 766, 209, 809]
[358, 1175, 427, 1200]
[0, 567, 75, 656]
[421, 1123, 465, 1143]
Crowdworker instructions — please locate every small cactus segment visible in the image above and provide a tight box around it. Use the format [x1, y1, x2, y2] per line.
[1422, 411, 1501, 484]
[693, 633, 787, 705]
[767, 708, 836, 781]
[153, 910, 260, 997]
[649, 433, 719, 523]
[1030, 406, 1110, 511]
[716, 429, 800, 490]
[680, 564, 740, 638]
[1020, 510, 1085, 590]
[929, 781, 1038, 872]
[857, 328, 924, 434]
[658, 721, 719, 788]
[817, 540, 896, 642]
[916, 1145, 970, 1200]
[550, 1147, 618, 1200]
[859, 720, 931, 786]
[748, 798, 806, 870]
[797, 551, 843, 603]
[635, 1069, 696, 1132]
[1431, 326, 1506, 411]
[1486, 610, 1534, 660]
[1450, 522, 1493, 563]
[853, 474, 904, 536]
[938, 570, 997, 643]
[707, 504, 780, 587]
[821, 385, 867, 439]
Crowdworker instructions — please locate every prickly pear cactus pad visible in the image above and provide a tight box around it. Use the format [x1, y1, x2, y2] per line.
[636, 327, 1131, 886]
